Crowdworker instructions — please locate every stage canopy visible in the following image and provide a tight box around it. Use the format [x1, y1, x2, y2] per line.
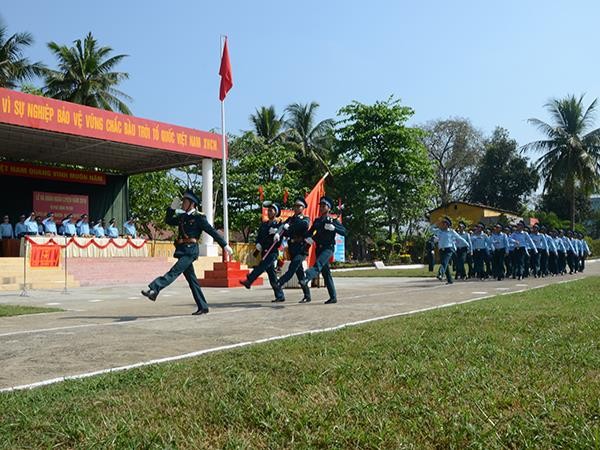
[0, 88, 222, 175]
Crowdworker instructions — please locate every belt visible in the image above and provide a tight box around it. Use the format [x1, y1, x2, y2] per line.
[176, 238, 198, 245]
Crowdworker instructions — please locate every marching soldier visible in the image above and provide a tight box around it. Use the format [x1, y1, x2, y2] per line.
[556, 229, 567, 274]
[509, 221, 537, 280]
[546, 228, 559, 276]
[529, 224, 547, 278]
[579, 233, 591, 272]
[240, 201, 286, 302]
[470, 222, 489, 280]
[432, 216, 468, 285]
[298, 196, 346, 303]
[564, 230, 576, 274]
[454, 221, 471, 280]
[275, 197, 312, 303]
[142, 190, 233, 315]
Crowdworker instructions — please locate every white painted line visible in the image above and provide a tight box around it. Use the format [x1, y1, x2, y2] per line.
[515, 284, 528, 287]
[127, 296, 139, 300]
[89, 300, 103, 303]
[162, 294, 172, 297]
[495, 288, 510, 291]
[471, 291, 488, 295]
[45, 303, 61, 306]
[0, 276, 588, 393]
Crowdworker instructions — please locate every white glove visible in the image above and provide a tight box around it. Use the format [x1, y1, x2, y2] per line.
[324, 223, 335, 231]
[283, 223, 290, 230]
[269, 227, 278, 235]
[224, 245, 234, 256]
[274, 233, 280, 242]
[305, 237, 314, 245]
[170, 197, 182, 209]
[256, 243, 262, 252]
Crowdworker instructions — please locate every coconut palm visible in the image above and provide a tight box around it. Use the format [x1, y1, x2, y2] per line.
[0, 21, 43, 89]
[284, 101, 334, 172]
[42, 32, 132, 114]
[523, 94, 600, 228]
[249, 106, 286, 144]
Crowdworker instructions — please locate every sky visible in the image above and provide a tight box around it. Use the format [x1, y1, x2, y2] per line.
[2, 1, 600, 152]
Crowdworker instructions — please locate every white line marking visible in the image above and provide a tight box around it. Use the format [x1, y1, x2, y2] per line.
[45, 303, 61, 306]
[471, 291, 488, 295]
[515, 284, 528, 287]
[0, 276, 587, 393]
[89, 300, 102, 303]
[495, 288, 510, 291]
[127, 297, 139, 300]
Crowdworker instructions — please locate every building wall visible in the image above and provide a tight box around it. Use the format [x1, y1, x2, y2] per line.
[430, 203, 520, 226]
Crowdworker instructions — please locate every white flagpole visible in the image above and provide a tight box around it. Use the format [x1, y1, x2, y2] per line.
[220, 35, 229, 247]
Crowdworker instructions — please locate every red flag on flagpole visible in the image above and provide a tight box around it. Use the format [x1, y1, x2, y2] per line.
[219, 38, 233, 101]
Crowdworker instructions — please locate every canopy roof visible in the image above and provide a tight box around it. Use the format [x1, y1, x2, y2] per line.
[0, 88, 222, 175]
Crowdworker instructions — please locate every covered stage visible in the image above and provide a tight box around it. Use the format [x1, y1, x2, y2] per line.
[0, 87, 223, 257]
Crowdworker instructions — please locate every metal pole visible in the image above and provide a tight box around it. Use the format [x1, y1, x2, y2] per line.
[220, 35, 230, 260]
[20, 238, 28, 297]
[62, 236, 68, 294]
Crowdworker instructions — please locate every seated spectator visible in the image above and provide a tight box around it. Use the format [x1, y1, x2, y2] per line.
[92, 219, 105, 238]
[15, 214, 27, 238]
[106, 218, 119, 238]
[42, 212, 58, 236]
[76, 214, 92, 237]
[123, 216, 137, 238]
[62, 214, 77, 237]
[24, 212, 39, 235]
[1, 215, 13, 239]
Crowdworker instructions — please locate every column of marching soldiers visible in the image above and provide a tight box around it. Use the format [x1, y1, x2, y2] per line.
[430, 216, 592, 285]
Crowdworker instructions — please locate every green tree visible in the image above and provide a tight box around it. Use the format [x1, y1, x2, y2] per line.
[523, 94, 600, 228]
[335, 97, 437, 258]
[421, 118, 483, 205]
[42, 32, 132, 113]
[537, 181, 591, 224]
[0, 20, 43, 89]
[285, 102, 335, 178]
[469, 127, 538, 212]
[224, 132, 303, 241]
[129, 170, 182, 239]
[249, 106, 286, 144]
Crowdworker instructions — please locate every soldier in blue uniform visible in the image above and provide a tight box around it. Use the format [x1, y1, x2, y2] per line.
[470, 222, 489, 280]
[564, 230, 576, 274]
[123, 217, 137, 238]
[555, 229, 567, 275]
[240, 201, 286, 302]
[15, 214, 27, 238]
[530, 224, 548, 277]
[275, 197, 312, 303]
[432, 216, 468, 284]
[24, 212, 39, 235]
[579, 233, 591, 272]
[92, 219, 106, 238]
[503, 226, 515, 278]
[489, 223, 509, 280]
[453, 221, 471, 280]
[42, 212, 58, 236]
[546, 229, 558, 276]
[76, 214, 91, 237]
[106, 218, 119, 238]
[299, 196, 346, 304]
[142, 190, 233, 315]
[510, 221, 537, 280]
[1, 215, 13, 238]
[61, 214, 77, 237]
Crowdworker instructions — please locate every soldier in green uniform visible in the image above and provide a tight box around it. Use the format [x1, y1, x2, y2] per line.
[142, 190, 233, 315]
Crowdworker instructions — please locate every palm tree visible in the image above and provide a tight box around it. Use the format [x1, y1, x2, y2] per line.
[249, 106, 286, 144]
[0, 21, 43, 89]
[42, 32, 132, 114]
[284, 101, 334, 172]
[523, 94, 600, 228]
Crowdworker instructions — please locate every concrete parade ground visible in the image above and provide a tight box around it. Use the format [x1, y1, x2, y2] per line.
[1, 262, 598, 392]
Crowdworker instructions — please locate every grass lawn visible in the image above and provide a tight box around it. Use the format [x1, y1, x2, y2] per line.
[334, 267, 435, 277]
[0, 304, 61, 317]
[1, 278, 599, 448]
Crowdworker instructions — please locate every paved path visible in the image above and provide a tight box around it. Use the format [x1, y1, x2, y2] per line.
[1, 263, 598, 391]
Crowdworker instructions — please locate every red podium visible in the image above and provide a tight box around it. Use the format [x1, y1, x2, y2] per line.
[200, 259, 263, 288]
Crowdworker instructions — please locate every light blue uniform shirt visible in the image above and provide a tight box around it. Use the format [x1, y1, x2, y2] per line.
[456, 231, 471, 250]
[582, 240, 591, 255]
[490, 232, 509, 250]
[106, 225, 119, 238]
[434, 228, 468, 251]
[470, 233, 489, 251]
[554, 237, 565, 252]
[15, 222, 26, 237]
[0, 223, 13, 238]
[510, 231, 537, 253]
[92, 224, 105, 238]
[62, 220, 77, 236]
[546, 235, 557, 253]
[42, 218, 57, 234]
[76, 221, 90, 236]
[530, 233, 547, 251]
[562, 236, 574, 252]
[24, 217, 39, 234]
[123, 221, 137, 238]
